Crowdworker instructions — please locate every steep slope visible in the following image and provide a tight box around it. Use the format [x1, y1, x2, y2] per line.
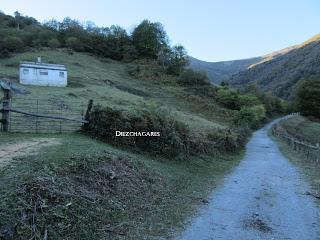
[188, 56, 261, 84]
[228, 34, 320, 99]
[0, 50, 236, 133]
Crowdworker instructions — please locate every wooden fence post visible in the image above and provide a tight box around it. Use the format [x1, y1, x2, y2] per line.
[1, 89, 11, 132]
[36, 99, 39, 133]
[83, 99, 93, 130]
[59, 104, 62, 134]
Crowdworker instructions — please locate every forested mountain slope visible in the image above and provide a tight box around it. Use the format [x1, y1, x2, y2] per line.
[188, 56, 261, 84]
[228, 34, 320, 99]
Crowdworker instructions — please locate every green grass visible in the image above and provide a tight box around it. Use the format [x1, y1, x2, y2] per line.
[0, 50, 234, 135]
[278, 116, 320, 145]
[0, 133, 243, 239]
[0, 50, 245, 239]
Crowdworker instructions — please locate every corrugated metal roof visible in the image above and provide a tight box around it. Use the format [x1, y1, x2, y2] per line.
[20, 61, 67, 71]
[0, 79, 28, 94]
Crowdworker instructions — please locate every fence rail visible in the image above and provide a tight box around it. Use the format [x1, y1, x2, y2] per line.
[1, 94, 89, 133]
[272, 114, 320, 164]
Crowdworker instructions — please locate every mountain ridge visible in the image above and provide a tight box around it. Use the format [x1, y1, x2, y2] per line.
[228, 33, 320, 99]
[189, 33, 320, 99]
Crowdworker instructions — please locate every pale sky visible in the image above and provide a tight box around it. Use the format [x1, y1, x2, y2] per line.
[1, 0, 319, 62]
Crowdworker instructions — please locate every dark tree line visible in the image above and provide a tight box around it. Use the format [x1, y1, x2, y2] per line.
[296, 77, 320, 119]
[0, 11, 188, 74]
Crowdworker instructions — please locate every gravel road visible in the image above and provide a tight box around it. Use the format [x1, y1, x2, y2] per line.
[178, 120, 320, 240]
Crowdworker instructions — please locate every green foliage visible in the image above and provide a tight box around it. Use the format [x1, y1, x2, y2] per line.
[216, 87, 261, 110]
[84, 105, 190, 159]
[65, 36, 84, 51]
[277, 115, 320, 144]
[84, 104, 248, 159]
[215, 86, 271, 128]
[238, 94, 261, 107]
[216, 87, 241, 110]
[48, 38, 60, 49]
[296, 77, 320, 119]
[2, 36, 24, 52]
[233, 105, 266, 128]
[0, 12, 188, 73]
[132, 19, 169, 59]
[178, 69, 210, 86]
[165, 45, 189, 75]
[245, 83, 288, 116]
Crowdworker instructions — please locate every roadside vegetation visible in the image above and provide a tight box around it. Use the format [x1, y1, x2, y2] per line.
[276, 115, 320, 145]
[0, 133, 243, 239]
[271, 77, 320, 204]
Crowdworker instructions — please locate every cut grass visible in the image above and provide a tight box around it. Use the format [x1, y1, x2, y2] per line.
[0, 133, 243, 239]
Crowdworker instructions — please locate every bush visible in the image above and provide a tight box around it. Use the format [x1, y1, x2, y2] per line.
[238, 94, 261, 107]
[0, 49, 10, 58]
[233, 105, 266, 128]
[178, 69, 210, 86]
[48, 38, 60, 49]
[65, 37, 85, 51]
[2, 36, 24, 52]
[84, 106, 190, 159]
[83, 105, 248, 159]
[216, 87, 240, 110]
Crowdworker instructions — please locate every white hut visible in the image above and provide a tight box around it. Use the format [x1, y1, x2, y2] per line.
[19, 57, 67, 87]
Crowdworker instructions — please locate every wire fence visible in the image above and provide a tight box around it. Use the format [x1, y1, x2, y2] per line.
[8, 97, 87, 133]
[272, 113, 320, 164]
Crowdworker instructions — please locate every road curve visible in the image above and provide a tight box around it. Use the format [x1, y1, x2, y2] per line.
[177, 120, 320, 240]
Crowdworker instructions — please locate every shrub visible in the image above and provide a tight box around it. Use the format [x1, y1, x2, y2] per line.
[0, 49, 10, 58]
[216, 87, 240, 110]
[65, 37, 85, 51]
[178, 69, 210, 86]
[84, 106, 190, 159]
[238, 94, 261, 107]
[84, 105, 249, 159]
[2, 36, 24, 52]
[48, 38, 60, 49]
[233, 105, 266, 128]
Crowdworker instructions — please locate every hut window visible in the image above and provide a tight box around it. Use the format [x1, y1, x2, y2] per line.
[59, 72, 64, 77]
[39, 70, 48, 75]
[23, 69, 29, 74]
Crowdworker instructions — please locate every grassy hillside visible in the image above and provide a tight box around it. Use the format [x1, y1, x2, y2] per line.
[0, 50, 236, 134]
[0, 50, 249, 239]
[228, 34, 320, 99]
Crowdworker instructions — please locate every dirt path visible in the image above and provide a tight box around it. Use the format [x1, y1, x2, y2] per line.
[178, 120, 320, 240]
[0, 138, 60, 167]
